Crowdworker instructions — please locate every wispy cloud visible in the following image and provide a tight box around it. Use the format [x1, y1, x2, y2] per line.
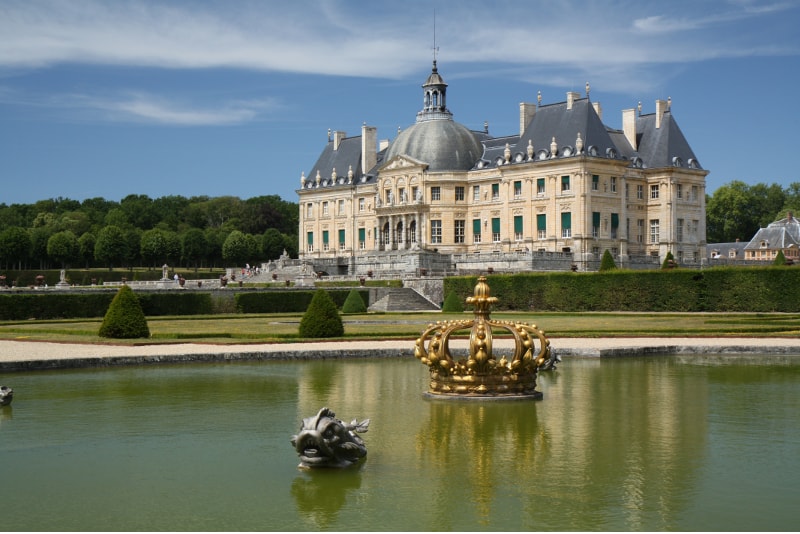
[0, 0, 797, 90]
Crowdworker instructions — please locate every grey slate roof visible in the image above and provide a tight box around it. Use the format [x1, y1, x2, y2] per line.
[384, 118, 484, 172]
[744, 215, 800, 250]
[636, 112, 703, 170]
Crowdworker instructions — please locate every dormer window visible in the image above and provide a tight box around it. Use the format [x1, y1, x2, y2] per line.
[760, 240, 769, 248]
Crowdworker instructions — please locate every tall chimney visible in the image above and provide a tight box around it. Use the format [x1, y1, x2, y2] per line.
[519, 102, 536, 136]
[566, 91, 580, 110]
[592, 101, 602, 120]
[333, 130, 346, 150]
[361, 124, 377, 174]
[655, 99, 668, 129]
[623, 108, 637, 150]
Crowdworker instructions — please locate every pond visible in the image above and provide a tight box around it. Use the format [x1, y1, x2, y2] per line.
[1, 355, 799, 531]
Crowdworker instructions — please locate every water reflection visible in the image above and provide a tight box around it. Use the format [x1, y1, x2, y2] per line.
[291, 468, 363, 530]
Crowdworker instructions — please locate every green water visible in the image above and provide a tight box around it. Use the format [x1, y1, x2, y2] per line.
[1, 356, 799, 531]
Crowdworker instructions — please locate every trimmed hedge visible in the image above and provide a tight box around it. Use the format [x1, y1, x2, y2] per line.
[443, 267, 800, 312]
[0, 269, 225, 288]
[235, 290, 368, 313]
[0, 291, 215, 320]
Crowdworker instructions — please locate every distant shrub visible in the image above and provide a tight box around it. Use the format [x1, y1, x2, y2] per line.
[298, 289, 344, 338]
[441, 291, 464, 312]
[662, 251, 677, 269]
[99, 285, 150, 339]
[599, 250, 617, 272]
[341, 289, 367, 314]
[773, 250, 787, 266]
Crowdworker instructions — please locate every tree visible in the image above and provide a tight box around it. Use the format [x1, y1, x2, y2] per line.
[299, 289, 344, 338]
[47, 230, 79, 268]
[181, 228, 208, 270]
[94, 225, 129, 270]
[599, 249, 617, 271]
[262, 228, 286, 260]
[0, 226, 31, 269]
[222, 230, 254, 266]
[98, 285, 150, 339]
[706, 181, 785, 243]
[140, 229, 181, 268]
[773, 250, 787, 266]
[442, 291, 464, 312]
[661, 250, 676, 269]
[28, 226, 53, 269]
[342, 289, 367, 314]
[78, 232, 96, 268]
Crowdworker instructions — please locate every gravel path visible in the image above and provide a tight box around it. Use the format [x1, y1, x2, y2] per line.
[2, 337, 800, 371]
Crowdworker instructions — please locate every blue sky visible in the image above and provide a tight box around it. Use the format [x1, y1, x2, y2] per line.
[1, 0, 798, 206]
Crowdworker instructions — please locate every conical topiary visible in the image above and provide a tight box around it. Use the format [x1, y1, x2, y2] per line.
[99, 285, 150, 338]
[341, 289, 367, 314]
[299, 289, 344, 338]
[599, 249, 617, 272]
[662, 250, 676, 269]
[773, 249, 787, 266]
[441, 290, 464, 312]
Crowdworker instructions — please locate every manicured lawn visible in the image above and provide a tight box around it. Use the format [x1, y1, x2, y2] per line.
[1, 311, 799, 344]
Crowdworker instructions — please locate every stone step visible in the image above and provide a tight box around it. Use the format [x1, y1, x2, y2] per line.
[368, 288, 440, 312]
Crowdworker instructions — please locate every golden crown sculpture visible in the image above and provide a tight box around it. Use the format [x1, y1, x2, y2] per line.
[414, 276, 554, 399]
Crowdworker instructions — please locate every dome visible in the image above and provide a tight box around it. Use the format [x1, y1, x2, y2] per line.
[385, 119, 483, 172]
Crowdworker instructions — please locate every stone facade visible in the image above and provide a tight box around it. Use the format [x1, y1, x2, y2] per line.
[298, 63, 708, 275]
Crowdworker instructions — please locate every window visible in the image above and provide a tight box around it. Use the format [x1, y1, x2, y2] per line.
[492, 217, 501, 243]
[322, 230, 329, 251]
[610, 176, 617, 193]
[592, 212, 600, 238]
[691, 186, 698, 201]
[430, 220, 442, 244]
[338, 199, 345, 215]
[514, 215, 523, 241]
[637, 219, 644, 243]
[491, 183, 500, 200]
[650, 185, 659, 199]
[358, 197, 365, 212]
[561, 212, 572, 238]
[473, 185, 481, 201]
[592, 246, 600, 256]
[537, 214, 546, 240]
[625, 183, 629, 199]
[611, 213, 619, 239]
[537, 178, 545, 195]
[692, 220, 699, 238]
[650, 219, 660, 244]
[591, 175, 599, 191]
[454, 220, 465, 243]
[677, 184, 683, 199]
[306, 231, 314, 252]
[411, 186, 418, 202]
[322, 201, 329, 215]
[385, 190, 392, 204]
[409, 221, 416, 243]
[338, 229, 345, 251]
[637, 185, 644, 200]
[677, 218, 684, 242]
[306, 203, 313, 218]
[399, 188, 406, 203]
[561, 175, 571, 192]
[472, 218, 482, 243]
[514, 181, 522, 199]
[358, 228, 366, 250]
[431, 186, 441, 201]
[455, 186, 465, 201]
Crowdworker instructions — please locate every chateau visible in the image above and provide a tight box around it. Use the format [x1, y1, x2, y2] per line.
[298, 62, 708, 276]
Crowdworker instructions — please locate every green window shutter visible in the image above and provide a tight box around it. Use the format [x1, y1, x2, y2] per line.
[593, 212, 601, 228]
[561, 212, 571, 229]
[338, 229, 345, 243]
[611, 213, 619, 228]
[492, 183, 499, 195]
[514, 215, 523, 233]
[473, 219, 482, 234]
[514, 180, 521, 191]
[322, 230, 329, 244]
[492, 217, 500, 233]
[537, 214, 546, 231]
[307, 231, 313, 245]
[561, 175, 570, 187]
[537, 178, 544, 190]
[592, 174, 599, 186]
[358, 228, 365, 241]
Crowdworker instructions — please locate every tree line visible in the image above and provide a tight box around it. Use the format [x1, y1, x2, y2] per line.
[0, 194, 299, 271]
[1, 180, 798, 271]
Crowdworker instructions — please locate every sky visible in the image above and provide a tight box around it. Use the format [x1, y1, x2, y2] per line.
[1, 0, 799, 206]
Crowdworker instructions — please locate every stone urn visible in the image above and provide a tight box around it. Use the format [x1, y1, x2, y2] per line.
[179, 277, 185, 287]
[272, 273, 278, 280]
[197, 281, 203, 288]
[360, 277, 366, 286]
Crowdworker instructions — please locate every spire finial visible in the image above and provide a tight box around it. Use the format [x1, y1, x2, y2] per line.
[432, 9, 439, 65]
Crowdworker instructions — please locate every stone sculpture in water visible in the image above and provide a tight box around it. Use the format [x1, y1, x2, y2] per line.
[291, 407, 369, 468]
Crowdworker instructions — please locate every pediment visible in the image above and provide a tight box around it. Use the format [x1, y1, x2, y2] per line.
[379, 154, 428, 172]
